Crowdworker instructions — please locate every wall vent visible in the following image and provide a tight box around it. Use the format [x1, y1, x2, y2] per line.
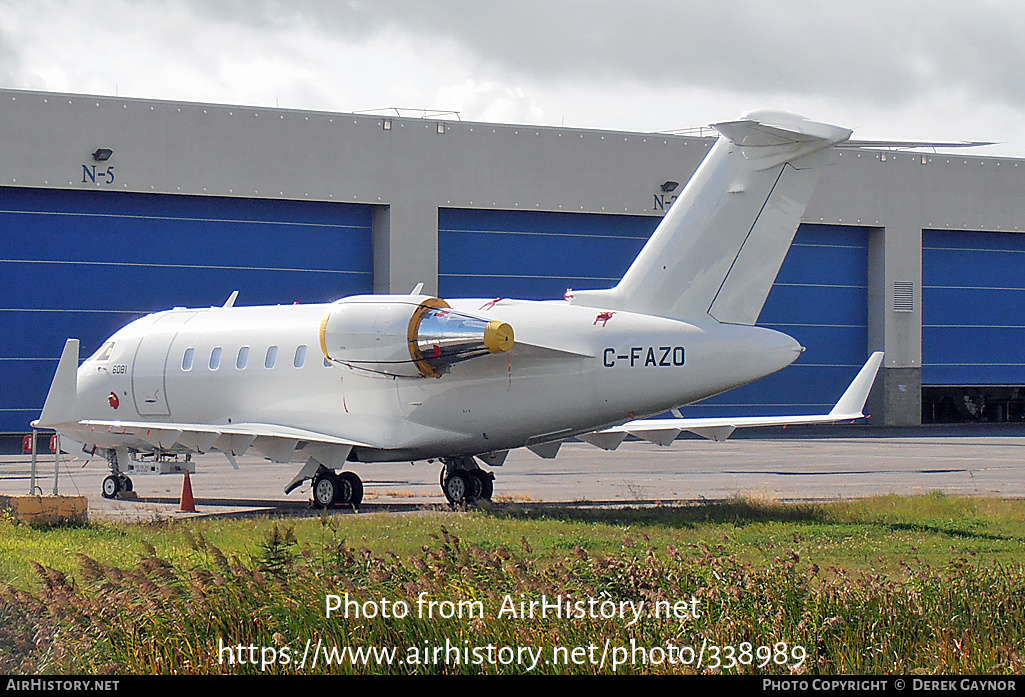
[893, 281, 914, 312]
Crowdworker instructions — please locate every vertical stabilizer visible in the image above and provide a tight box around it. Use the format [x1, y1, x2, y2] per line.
[570, 111, 852, 324]
[34, 339, 79, 428]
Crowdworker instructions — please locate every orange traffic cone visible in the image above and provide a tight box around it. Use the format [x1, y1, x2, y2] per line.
[179, 470, 197, 513]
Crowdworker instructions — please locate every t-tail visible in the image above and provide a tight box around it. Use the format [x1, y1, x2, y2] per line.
[570, 110, 852, 324]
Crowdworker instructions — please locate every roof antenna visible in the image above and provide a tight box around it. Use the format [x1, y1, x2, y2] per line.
[223, 290, 239, 308]
[410, 282, 424, 295]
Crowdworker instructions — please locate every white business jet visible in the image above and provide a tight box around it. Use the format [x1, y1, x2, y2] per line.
[33, 110, 882, 507]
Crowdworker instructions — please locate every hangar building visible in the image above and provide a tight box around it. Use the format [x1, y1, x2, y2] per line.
[2, 88, 1023, 434]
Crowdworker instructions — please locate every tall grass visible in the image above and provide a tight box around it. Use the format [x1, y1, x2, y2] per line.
[3, 501, 1025, 674]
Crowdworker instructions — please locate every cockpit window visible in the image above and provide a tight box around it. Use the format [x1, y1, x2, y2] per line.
[89, 341, 116, 362]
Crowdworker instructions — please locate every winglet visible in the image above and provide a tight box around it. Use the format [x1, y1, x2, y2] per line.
[34, 338, 80, 428]
[586, 350, 886, 449]
[223, 290, 240, 308]
[828, 351, 884, 418]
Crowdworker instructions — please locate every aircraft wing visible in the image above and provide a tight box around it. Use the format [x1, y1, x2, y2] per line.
[581, 352, 884, 448]
[77, 419, 373, 448]
[66, 419, 380, 494]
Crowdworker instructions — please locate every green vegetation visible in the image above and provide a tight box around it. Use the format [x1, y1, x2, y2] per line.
[2, 494, 1024, 674]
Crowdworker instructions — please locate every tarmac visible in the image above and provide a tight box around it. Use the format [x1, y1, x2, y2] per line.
[1, 424, 1023, 522]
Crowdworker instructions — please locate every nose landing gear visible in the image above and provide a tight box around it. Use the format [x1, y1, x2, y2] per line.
[100, 449, 133, 499]
[101, 473, 133, 499]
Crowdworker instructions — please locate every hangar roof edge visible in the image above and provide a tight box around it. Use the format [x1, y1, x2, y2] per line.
[0, 86, 718, 143]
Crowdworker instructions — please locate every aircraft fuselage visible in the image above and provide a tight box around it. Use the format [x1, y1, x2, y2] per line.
[73, 294, 801, 462]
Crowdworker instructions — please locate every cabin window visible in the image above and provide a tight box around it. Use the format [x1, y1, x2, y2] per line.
[236, 346, 250, 370]
[265, 345, 278, 369]
[90, 341, 115, 362]
[294, 345, 307, 368]
[181, 348, 195, 371]
[209, 347, 222, 370]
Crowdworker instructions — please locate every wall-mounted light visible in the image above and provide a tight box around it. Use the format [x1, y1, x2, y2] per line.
[382, 119, 392, 131]
[92, 148, 113, 161]
[437, 122, 445, 134]
[660, 180, 679, 193]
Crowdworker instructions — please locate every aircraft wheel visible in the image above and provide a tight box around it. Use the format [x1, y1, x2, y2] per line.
[470, 470, 494, 501]
[101, 475, 121, 499]
[443, 472, 471, 505]
[467, 471, 483, 501]
[312, 471, 342, 508]
[338, 471, 364, 509]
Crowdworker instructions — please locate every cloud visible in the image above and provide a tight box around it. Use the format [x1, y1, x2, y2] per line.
[174, 0, 1025, 110]
[1, 1, 1025, 154]
[435, 80, 544, 124]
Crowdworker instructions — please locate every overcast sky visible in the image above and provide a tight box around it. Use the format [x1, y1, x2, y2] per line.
[2, 0, 1024, 154]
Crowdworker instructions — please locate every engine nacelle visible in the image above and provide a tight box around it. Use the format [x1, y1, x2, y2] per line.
[319, 295, 514, 378]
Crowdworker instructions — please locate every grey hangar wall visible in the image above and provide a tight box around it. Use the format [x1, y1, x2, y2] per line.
[1, 88, 1024, 434]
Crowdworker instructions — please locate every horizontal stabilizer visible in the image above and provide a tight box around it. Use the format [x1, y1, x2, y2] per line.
[587, 352, 883, 445]
[840, 139, 994, 150]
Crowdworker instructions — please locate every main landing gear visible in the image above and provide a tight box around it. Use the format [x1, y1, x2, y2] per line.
[311, 468, 364, 509]
[440, 456, 494, 506]
[101, 449, 133, 499]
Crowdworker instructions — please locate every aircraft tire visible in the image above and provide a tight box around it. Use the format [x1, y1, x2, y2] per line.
[466, 471, 483, 501]
[101, 475, 121, 499]
[339, 471, 363, 509]
[312, 471, 342, 508]
[443, 472, 471, 505]
[470, 470, 494, 501]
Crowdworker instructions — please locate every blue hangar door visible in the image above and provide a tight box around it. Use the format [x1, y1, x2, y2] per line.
[438, 209, 870, 418]
[684, 224, 870, 418]
[0, 187, 373, 434]
[438, 208, 657, 300]
[923, 229, 1025, 423]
